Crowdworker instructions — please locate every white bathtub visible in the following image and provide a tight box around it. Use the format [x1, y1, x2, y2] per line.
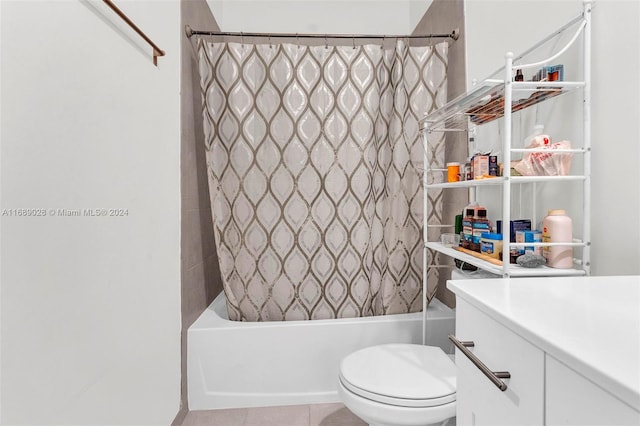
[188, 292, 456, 410]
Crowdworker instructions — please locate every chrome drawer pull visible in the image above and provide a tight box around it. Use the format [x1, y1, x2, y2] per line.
[448, 334, 511, 391]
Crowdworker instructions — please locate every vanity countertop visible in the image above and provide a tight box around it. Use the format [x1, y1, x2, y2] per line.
[447, 275, 640, 411]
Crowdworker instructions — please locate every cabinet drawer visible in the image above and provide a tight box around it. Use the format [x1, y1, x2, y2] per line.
[455, 299, 544, 426]
[546, 355, 640, 426]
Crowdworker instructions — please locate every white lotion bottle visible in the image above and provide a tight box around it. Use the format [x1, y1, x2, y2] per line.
[542, 209, 573, 268]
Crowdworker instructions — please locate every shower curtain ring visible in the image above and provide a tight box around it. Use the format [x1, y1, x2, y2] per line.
[353, 35, 356, 49]
[269, 34, 272, 48]
[296, 33, 300, 48]
[241, 31, 244, 47]
[381, 35, 385, 49]
[325, 34, 328, 49]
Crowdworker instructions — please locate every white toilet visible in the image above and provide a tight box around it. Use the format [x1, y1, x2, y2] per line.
[338, 343, 456, 426]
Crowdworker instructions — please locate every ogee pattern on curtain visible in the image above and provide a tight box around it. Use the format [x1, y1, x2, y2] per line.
[198, 39, 447, 321]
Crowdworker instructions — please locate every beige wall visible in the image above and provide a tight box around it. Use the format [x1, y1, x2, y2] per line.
[175, 0, 224, 423]
[413, 0, 467, 308]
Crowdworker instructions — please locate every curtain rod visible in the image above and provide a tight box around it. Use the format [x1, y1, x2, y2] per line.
[184, 25, 459, 41]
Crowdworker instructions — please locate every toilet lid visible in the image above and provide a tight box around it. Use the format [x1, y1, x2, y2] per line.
[339, 344, 456, 408]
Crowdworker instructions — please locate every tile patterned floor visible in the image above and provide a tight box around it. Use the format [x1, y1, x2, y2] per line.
[181, 403, 367, 426]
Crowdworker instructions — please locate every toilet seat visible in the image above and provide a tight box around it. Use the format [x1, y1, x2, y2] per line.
[339, 343, 456, 408]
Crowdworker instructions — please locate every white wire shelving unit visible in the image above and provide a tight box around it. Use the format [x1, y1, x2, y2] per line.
[421, 0, 592, 301]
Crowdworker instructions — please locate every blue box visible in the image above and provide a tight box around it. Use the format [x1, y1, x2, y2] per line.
[522, 230, 542, 255]
[497, 219, 532, 242]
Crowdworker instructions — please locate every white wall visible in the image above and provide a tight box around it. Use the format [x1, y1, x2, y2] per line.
[466, 0, 580, 87]
[206, 0, 432, 34]
[0, 1, 181, 424]
[465, 0, 640, 275]
[409, 0, 435, 33]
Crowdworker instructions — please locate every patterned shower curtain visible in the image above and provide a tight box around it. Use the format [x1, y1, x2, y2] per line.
[198, 39, 447, 321]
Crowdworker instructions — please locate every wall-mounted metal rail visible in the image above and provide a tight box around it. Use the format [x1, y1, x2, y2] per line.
[103, 0, 165, 66]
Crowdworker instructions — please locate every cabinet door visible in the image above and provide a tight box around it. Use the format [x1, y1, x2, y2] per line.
[455, 299, 544, 426]
[546, 355, 640, 426]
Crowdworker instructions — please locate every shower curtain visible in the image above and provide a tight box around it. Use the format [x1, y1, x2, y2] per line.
[198, 39, 448, 321]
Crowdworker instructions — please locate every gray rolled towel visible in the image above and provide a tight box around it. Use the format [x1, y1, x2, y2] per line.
[516, 253, 546, 268]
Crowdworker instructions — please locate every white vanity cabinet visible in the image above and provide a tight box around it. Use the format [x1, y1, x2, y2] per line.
[455, 299, 544, 426]
[449, 276, 640, 426]
[545, 355, 640, 426]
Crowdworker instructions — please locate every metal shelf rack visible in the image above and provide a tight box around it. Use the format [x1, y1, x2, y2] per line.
[421, 1, 592, 290]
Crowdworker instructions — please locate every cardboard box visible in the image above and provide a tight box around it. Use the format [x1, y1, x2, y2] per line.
[519, 230, 542, 255]
[497, 219, 532, 242]
[472, 155, 489, 179]
[498, 219, 531, 263]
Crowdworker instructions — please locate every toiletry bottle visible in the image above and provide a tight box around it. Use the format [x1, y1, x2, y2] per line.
[542, 209, 573, 268]
[447, 162, 461, 182]
[471, 208, 491, 252]
[461, 208, 475, 249]
[515, 69, 524, 82]
[455, 214, 463, 243]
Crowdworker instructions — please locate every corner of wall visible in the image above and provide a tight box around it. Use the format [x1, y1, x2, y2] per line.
[411, 0, 467, 309]
[178, 0, 224, 417]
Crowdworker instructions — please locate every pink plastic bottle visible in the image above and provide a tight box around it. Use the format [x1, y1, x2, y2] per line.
[542, 209, 573, 268]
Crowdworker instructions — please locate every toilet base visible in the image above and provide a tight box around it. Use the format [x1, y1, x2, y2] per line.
[338, 378, 456, 426]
